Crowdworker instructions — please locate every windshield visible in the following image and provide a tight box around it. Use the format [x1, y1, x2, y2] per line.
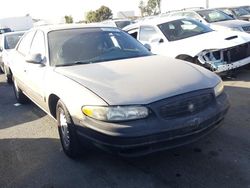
[232, 7, 250, 16]
[243, 6, 250, 13]
[4, 33, 24, 49]
[48, 27, 151, 66]
[158, 18, 213, 42]
[197, 10, 234, 23]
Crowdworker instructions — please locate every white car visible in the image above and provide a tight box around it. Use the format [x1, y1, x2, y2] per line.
[124, 17, 250, 74]
[0, 31, 25, 83]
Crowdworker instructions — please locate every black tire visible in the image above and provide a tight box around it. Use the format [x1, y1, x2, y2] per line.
[56, 99, 81, 158]
[13, 76, 28, 104]
[0, 64, 4, 73]
[4, 66, 12, 84]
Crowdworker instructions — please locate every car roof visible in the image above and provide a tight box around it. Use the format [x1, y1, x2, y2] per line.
[123, 16, 186, 30]
[32, 23, 120, 33]
[1, 31, 25, 36]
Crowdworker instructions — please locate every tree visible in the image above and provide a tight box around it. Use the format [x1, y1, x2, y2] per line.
[139, 0, 161, 16]
[64, 15, 73, 23]
[146, 0, 161, 15]
[86, 11, 98, 23]
[96, 6, 113, 21]
[86, 6, 113, 23]
[138, 0, 146, 16]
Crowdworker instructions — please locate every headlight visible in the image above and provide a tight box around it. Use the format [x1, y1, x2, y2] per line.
[214, 80, 224, 97]
[82, 106, 149, 122]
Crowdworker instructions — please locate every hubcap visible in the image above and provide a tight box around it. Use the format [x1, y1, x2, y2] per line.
[59, 110, 70, 148]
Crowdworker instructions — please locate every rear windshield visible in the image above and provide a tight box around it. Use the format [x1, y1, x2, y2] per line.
[4, 33, 24, 49]
[232, 7, 250, 16]
[115, 21, 132, 29]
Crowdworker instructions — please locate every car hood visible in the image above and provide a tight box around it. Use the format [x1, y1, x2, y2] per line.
[167, 30, 250, 57]
[54, 56, 219, 105]
[210, 19, 250, 28]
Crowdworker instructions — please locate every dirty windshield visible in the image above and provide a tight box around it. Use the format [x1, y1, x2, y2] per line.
[48, 27, 151, 66]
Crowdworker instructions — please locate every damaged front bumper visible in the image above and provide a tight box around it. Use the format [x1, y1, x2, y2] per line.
[197, 43, 250, 73]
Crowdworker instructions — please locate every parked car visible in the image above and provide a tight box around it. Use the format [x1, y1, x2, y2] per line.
[167, 8, 250, 33]
[124, 17, 250, 74]
[0, 31, 25, 82]
[9, 24, 229, 158]
[218, 7, 250, 22]
[0, 27, 12, 34]
[101, 19, 134, 29]
[0, 16, 33, 32]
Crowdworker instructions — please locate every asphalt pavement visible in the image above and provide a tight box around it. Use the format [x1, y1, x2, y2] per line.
[0, 70, 250, 188]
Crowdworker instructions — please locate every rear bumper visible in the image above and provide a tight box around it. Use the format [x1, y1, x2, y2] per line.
[75, 92, 230, 156]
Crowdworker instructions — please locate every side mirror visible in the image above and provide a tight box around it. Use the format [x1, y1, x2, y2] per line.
[25, 53, 43, 64]
[0, 47, 3, 52]
[144, 43, 151, 51]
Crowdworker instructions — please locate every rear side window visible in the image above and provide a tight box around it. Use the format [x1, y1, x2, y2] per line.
[4, 33, 24, 49]
[17, 31, 36, 56]
[127, 28, 139, 39]
[139, 26, 158, 42]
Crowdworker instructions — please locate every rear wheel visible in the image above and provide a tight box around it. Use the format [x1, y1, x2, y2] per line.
[56, 100, 81, 158]
[13, 76, 28, 104]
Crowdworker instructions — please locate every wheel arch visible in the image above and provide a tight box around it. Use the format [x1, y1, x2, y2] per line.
[48, 94, 60, 119]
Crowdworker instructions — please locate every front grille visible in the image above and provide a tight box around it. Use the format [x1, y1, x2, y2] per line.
[159, 93, 214, 119]
[223, 42, 250, 63]
[242, 25, 250, 32]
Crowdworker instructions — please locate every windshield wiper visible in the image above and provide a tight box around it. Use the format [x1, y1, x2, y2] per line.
[55, 61, 92, 67]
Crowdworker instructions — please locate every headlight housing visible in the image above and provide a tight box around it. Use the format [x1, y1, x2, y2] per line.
[214, 80, 224, 97]
[82, 106, 149, 122]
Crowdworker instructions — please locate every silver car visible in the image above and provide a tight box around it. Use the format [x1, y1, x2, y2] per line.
[9, 24, 229, 158]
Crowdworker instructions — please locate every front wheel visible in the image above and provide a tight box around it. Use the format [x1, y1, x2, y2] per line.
[13, 76, 28, 103]
[56, 100, 81, 158]
[4, 66, 12, 84]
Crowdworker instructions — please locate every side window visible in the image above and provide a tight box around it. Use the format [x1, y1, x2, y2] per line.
[127, 28, 139, 39]
[30, 30, 46, 57]
[139, 26, 158, 42]
[17, 31, 36, 56]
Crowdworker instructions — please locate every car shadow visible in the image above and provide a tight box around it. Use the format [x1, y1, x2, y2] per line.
[222, 68, 250, 82]
[1, 130, 249, 188]
[0, 77, 46, 130]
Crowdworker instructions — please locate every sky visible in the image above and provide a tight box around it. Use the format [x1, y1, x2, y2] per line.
[0, 0, 250, 22]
